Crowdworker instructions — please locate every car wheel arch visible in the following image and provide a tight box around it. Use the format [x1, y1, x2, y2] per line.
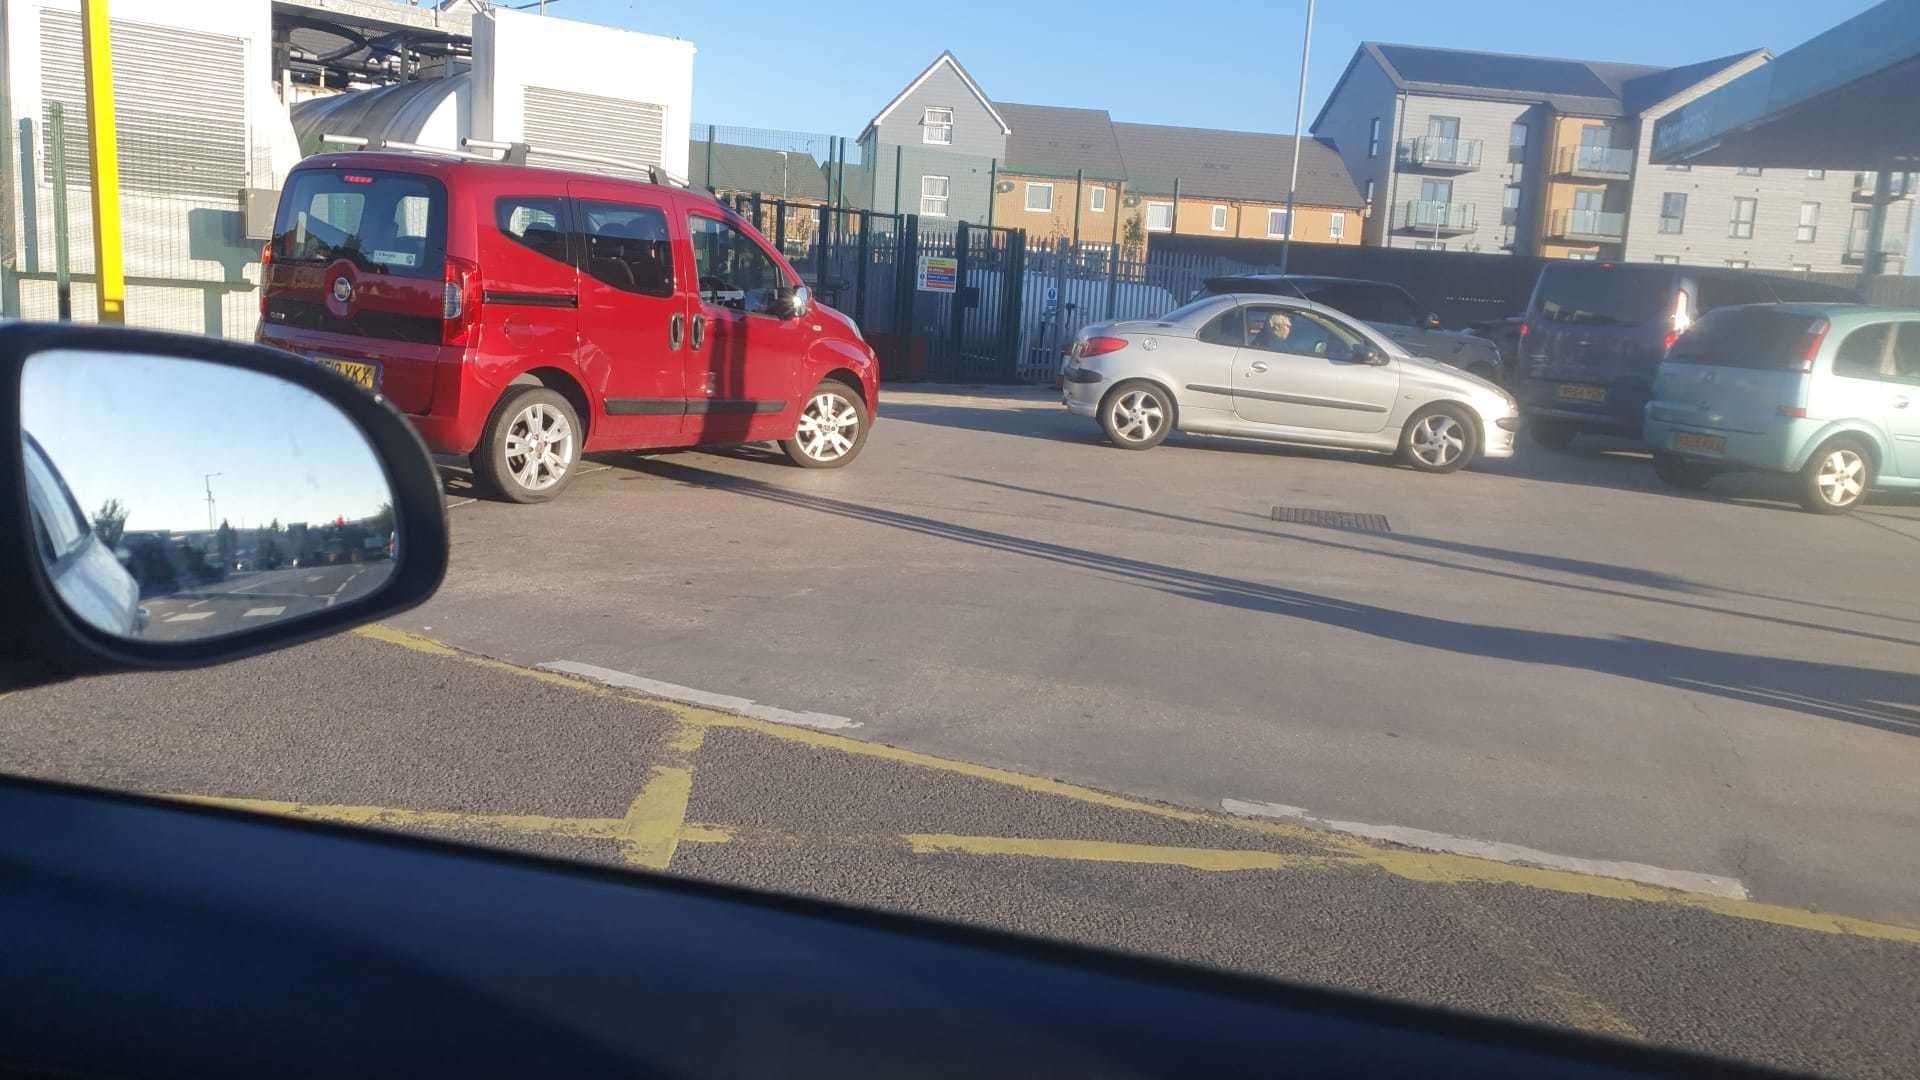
[508, 367, 593, 443]
[1101, 375, 1181, 425]
[1414, 398, 1485, 446]
[1790, 424, 1887, 474]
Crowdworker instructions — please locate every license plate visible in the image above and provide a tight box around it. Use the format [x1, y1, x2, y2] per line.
[1673, 432, 1726, 453]
[1557, 383, 1607, 403]
[317, 358, 379, 390]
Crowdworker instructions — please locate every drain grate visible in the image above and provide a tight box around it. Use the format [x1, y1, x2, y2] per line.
[1270, 506, 1391, 533]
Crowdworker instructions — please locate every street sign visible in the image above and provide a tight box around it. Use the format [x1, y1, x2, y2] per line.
[917, 255, 957, 293]
[1044, 285, 1058, 303]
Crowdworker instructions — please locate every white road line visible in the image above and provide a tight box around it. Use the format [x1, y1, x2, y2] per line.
[242, 606, 286, 618]
[537, 661, 861, 731]
[1221, 798, 1749, 900]
[188, 599, 208, 609]
[306, 575, 324, 583]
[163, 612, 215, 623]
[445, 497, 479, 510]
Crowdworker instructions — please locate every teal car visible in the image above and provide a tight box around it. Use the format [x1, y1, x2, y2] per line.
[1644, 304, 1920, 514]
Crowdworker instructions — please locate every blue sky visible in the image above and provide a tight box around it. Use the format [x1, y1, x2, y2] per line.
[23, 351, 393, 534]
[561, 0, 1878, 139]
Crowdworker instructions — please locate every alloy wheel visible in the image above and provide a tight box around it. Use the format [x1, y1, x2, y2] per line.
[1816, 447, 1867, 506]
[796, 391, 861, 462]
[1410, 413, 1467, 468]
[503, 401, 574, 492]
[1110, 389, 1165, 443]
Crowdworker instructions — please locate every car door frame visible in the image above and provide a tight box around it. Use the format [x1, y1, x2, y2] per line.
[566, 181, 694, 449]
[1877, 318, 1920, 479]
[1227, 303, 1401, 435]
[676, 197, 814, 444]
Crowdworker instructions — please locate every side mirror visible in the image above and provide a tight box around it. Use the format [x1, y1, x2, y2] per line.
[1425, 313, 1443, 330]
[784, 285, 812, 318]
[4, 324, 447, 682]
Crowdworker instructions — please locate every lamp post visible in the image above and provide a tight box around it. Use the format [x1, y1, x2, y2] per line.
[1279, 0, 1314, 275]
[204, 472, 222, 533]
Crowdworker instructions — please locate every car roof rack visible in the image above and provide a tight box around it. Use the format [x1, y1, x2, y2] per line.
[318, 134, 690, 189]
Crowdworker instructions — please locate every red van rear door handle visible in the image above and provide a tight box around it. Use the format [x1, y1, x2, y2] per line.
[669, 312, 684, 350]
[691, 314, 707, 350]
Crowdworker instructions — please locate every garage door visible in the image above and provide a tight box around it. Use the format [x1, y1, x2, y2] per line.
[522, 86, 665, 181]
[40, 9, 247, 201]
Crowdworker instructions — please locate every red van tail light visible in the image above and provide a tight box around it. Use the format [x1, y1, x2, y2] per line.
[441, 255, 482, 347]
[258, 240, 273, 317]
[1516, 320, 1528, 341]
[1663, 289, 1692, 354]
[1080, 335, 1128, 358]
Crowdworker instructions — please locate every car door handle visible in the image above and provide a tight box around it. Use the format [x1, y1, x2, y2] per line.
[1895, 396, 1912, 409]
[669, 312, 685, 351]
[691, 314, 707, 350]
[1248, 361, 1270, 374]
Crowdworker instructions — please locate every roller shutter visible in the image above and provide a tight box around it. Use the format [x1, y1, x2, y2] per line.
[522, 86, 665, 180]
[40, 9, 247, 200]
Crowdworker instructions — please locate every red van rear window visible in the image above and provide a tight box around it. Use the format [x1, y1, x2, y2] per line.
[273, 169, 446, 280]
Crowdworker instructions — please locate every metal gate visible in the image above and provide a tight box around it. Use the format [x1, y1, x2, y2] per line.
[917, 221, 1025, 382]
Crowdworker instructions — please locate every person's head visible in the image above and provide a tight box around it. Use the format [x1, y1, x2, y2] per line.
[1265, 312, 1293, 338]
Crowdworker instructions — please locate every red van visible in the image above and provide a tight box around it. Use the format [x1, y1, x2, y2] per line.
[258, 152, 878, 502]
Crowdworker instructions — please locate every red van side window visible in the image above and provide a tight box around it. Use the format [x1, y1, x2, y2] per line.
[578, 200, 675, 298]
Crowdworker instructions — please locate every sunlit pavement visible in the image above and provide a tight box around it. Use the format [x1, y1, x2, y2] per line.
[6, 387, 1920, 1077]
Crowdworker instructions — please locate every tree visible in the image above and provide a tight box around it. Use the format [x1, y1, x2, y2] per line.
[127, 537, 178, 594]
[257, 532, 284, 570]
[370, 502, 395, 536]
[1121, 213, 1146, 264]
[92, 499, 129, 550]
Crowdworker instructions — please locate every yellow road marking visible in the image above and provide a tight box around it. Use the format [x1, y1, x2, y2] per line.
[1539, 983, 1644, 1041]
[906, 834, 1331, 872]
[349, 625, 1920, 943]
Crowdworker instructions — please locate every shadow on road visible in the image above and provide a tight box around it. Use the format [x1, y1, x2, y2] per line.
[600, 454, 1920, 738]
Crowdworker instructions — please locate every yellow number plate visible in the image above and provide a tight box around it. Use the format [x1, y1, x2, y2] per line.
[1556, 383, 1607, 402]
[317, 358, 379, 390]
[1673, 432, 1726, 453]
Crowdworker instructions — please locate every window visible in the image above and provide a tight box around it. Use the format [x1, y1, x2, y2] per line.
[687, 213, 786, 314]
[496, 196, 571, 263]
[1655, 254, 1680, 264]
[1266, 208, 1290, 237]
[1363, 179, 1375, 205]
[1694, 273, 1778, 311]
[1849, 205, 1872, 251]
[1508, 121, 1528, 163]
[1833, 323, 1896, 381]
[1724, 259, 1749, 269]
[272, 169, 446, 280]
[922, 107, 953, 146]
[1668, 306, 1834, 369]
[1797, 202, 1820, 243]
[1737, 166, 1762, 177]
[1566, 251, 1599, 261]
[921, 175, 950, 217]
[1329, 212, 1346, 240]
[1369, 117, 1382, 158]
[1312, 282, 1419, 326]
[1145, 202, 1173, 231]
[1210, 205, 1228, 231]
[580, 200, 675, 298]
[1659, 192, 1687, 234]
[1241, 306, 1365, 360]
[1808, 169, 1826, 180]
[1413, 240, 1447, 251]
[1535, 264, 1673, 324]
[1198, 310, 1247, 346]
[1894, 324, 1920, 381]
[1729, 197, 1757, 239]
[1025, 182, 1053, 212]
[1089, 186, 1107, 212]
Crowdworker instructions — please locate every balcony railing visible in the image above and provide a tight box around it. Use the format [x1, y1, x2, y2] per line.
[1392, 200, 1476, 235]
[1398, 136, 1483, 171]
[1554, 145, 1633, 179]
[1853, 172, 1915, 200]
[1550, 207, 1626, 241]
[1845, 230, 1911, 261]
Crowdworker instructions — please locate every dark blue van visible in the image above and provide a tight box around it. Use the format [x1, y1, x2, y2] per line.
[1514, 262, 1851, 449]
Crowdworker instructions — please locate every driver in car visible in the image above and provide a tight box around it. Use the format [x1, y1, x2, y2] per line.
[1249, 311, 1295, 351]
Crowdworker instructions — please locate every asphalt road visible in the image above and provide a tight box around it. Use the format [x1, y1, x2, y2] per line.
[6, 386, 1919, 1076]
[2, 628, 1916, 1078]
[414, 388, 1920, 924]
[141, 561, 391, 641]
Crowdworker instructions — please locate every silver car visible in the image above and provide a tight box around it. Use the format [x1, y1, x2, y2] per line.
[1201, 274, 1507, 383]
[1061, 292, 1520, 471]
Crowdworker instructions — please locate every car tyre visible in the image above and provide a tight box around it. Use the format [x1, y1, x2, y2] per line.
[473, 386, 581, 504]
[1100, 380, 1174, 450]
[1399, 403, 1478, 473]
[781, 379, 869, 469]
[1528, 419, 1577, 451]
[1652, 451, 1715, 491]
[1797, 438, 1873, 514]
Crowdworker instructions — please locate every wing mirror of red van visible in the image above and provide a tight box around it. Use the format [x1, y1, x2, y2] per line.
[782, 285, 812, 319]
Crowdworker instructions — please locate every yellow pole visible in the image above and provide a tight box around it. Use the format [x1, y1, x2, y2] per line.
[81, 0, 124, 323]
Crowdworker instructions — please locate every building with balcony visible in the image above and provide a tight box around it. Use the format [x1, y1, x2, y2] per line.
[1311, 41, 1912, 272]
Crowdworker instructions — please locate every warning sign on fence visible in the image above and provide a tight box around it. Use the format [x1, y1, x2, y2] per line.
[917, 255, 958, 292]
